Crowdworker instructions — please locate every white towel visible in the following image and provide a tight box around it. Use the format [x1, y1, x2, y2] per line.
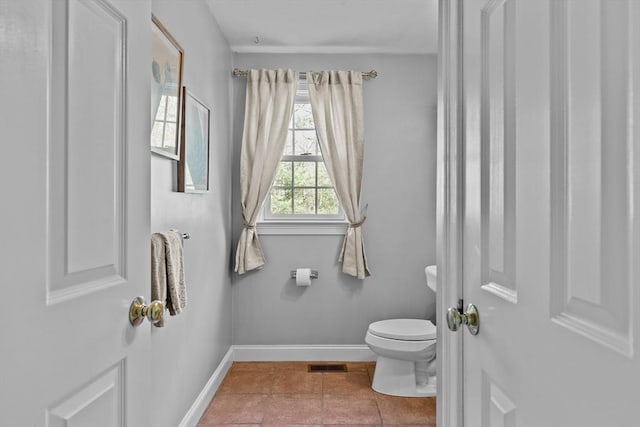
[151, 233, 167, 327]
[159, 230, 187, 316]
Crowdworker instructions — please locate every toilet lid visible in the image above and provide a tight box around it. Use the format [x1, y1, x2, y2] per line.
[368, 319, 436, 341]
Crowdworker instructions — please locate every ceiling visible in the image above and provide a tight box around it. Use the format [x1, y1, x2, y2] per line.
[205, 0, 438, 54]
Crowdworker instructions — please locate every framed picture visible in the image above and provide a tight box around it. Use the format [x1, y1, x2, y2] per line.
[150, 15, 184, 160]
[178, 87, 210, 193]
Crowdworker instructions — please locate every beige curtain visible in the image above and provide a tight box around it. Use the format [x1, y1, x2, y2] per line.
[234, 69, 297, 274]
[308, 70, 370, 279]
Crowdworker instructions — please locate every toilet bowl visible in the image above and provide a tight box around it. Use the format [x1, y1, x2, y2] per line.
[365, 265, 437, 397]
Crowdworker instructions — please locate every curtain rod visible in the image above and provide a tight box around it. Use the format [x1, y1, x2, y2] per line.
[232, 68, 378, 80]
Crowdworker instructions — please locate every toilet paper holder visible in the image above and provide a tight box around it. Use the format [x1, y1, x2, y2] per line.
[290, 269, 319, 279]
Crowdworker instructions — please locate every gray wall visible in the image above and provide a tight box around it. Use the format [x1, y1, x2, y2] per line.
[150, 2, 233, 425]
[231, 54, 438, 344]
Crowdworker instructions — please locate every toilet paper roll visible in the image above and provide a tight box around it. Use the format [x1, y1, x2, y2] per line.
[295, 268, 312, 286]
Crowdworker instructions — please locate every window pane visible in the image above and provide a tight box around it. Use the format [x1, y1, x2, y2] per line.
[163, 122, 177, 146]
[317, 188, 340, 214]
[165, 95, 178, 121]
[270, 188, 292, 214]
[293, 188, 316, 214]
[317, 162, 332, 186]
[295, 130, 318, 155]
[155, 96, 167, 120]
[151, 121, 165, 148]
[274, 161, 292, 187]
[283, 131, 293, 155]
[293, 161, 315, 187]
[294, 103, 314, 129]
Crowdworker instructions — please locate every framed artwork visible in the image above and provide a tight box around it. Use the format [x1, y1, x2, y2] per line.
[150, 15, 184, 160]
[178, 87, 210, 193]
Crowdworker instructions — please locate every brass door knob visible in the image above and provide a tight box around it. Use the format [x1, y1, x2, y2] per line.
[129, 296, 165, 327]
[447, 303, 479, 335]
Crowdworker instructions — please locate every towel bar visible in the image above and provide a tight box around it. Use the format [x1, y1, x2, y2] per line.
[168, 229, 190, 240]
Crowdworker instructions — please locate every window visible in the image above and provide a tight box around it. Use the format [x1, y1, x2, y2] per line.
[261, 81, 344, 229]
[151, 93, 179, 151]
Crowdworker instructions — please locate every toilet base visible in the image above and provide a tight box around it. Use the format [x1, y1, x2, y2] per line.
[371, 356, 436, 397]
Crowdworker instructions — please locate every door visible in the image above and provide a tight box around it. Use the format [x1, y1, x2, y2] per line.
[1, 0, 151, 425]
[459, 0, 640, 425]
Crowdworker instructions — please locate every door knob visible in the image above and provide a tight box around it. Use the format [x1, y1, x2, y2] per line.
[129, 296, 165, 327]
[446, 303, 479, 335]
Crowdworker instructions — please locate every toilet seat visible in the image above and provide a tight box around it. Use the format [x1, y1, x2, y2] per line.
[368, 319, 436, 341]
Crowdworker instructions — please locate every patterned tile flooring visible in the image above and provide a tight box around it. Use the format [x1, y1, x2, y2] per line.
[198, 362, 436, 426]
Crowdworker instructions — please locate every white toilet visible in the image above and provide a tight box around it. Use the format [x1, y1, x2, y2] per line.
[365, 265, 437, 397]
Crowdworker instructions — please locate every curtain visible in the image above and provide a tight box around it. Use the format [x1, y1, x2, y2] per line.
[308, 70, 370, 279]
[234, 69, 297, 274]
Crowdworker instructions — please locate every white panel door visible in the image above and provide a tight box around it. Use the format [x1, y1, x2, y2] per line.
[460, 0, 640, 425]
[0, 0, 151, 425]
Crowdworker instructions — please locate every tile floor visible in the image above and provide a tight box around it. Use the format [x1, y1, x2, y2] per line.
[198, 361, 436, 426]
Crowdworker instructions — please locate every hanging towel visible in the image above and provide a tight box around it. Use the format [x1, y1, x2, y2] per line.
[151, 233, 168, 327]
[159, 230, 187, 316]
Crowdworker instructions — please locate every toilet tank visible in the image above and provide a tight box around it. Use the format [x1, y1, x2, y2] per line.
[425, 265, 437, 292]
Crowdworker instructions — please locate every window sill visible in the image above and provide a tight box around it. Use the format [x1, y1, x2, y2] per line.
[257, 220, 348, 235]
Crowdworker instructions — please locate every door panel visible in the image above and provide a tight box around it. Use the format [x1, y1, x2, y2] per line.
[47, 362, 124, 427]
[480, 0, 517, 304]
[549, 0, 634, 357]
[462, 1, 640, 426]
[480, 372, 516, 427]
[48, 0, 127, 302]
[0, 0, 151, 425]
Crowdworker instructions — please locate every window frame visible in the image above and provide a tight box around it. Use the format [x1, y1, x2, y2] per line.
[258, 80, 346, 234]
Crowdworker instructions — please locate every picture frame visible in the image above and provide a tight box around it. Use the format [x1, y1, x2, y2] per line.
[150, 15, 184, 160]
[178, 87, 211, 193]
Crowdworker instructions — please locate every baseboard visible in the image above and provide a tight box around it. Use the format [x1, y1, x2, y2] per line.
[178, 347, 233, 427]
[179, 344, 375, 426]
[231, 344, 376, 362]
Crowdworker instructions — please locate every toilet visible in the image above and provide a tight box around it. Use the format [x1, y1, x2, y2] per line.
[365, 265, 437, 397]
